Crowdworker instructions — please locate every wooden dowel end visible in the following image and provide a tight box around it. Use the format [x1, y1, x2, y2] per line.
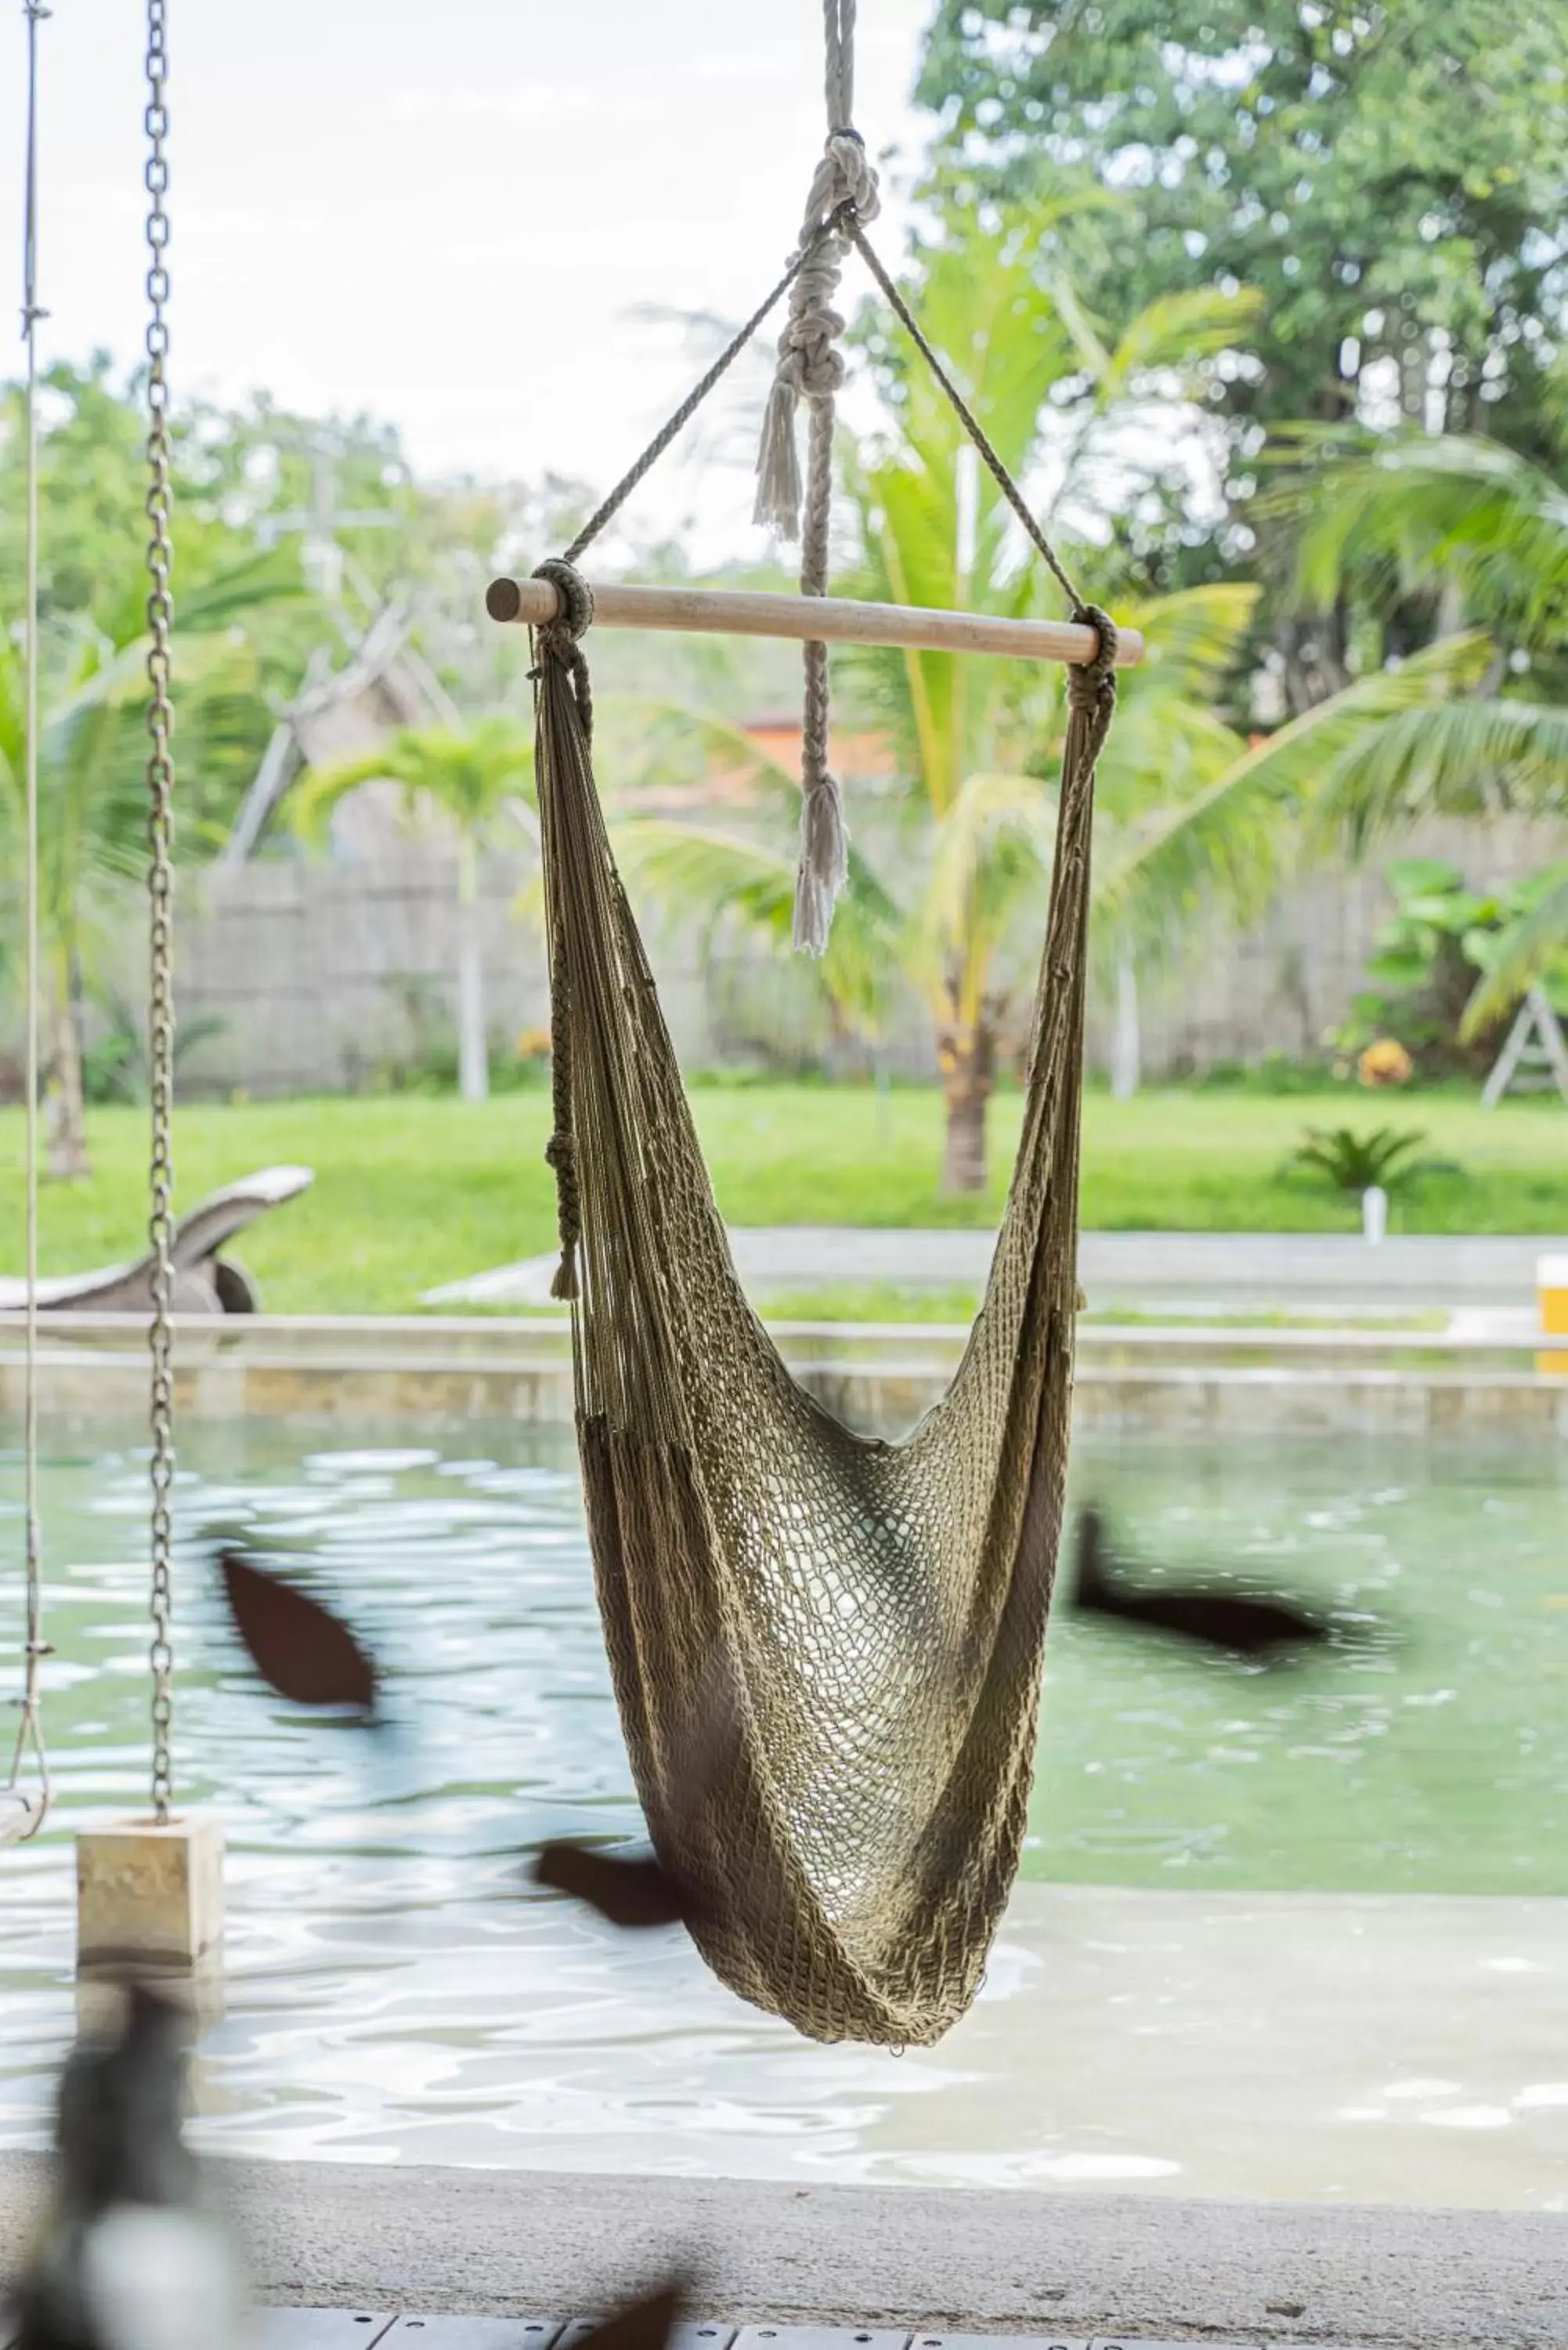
[486, 577, 524, 624]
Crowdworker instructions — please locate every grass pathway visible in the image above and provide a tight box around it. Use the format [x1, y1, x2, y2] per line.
[1, 1085, 1563, 1314]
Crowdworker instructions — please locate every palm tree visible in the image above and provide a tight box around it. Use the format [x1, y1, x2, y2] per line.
[0, 558, 280, 1177]
[1282, 428, 1568, 659]
[1462, 861, 1568, 1039]
[1274, 423, 1568, 1039]
[611, 233, 1499, 1189]
[292, 717, 537, 1101]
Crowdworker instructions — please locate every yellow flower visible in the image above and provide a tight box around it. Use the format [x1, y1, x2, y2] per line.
[1358, 1038, 1413, 1089]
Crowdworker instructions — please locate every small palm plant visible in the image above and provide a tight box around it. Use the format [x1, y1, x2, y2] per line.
[1284, 1124, 1457, 1196]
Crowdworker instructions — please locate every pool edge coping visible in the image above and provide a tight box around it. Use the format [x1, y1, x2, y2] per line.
[3, 2157, 1562, 2349]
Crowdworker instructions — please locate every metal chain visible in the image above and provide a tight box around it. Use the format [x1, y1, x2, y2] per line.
[143, 0, 176, 1824]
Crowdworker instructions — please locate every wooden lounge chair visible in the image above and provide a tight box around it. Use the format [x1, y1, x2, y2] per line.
[0, 1166, 313, 1316]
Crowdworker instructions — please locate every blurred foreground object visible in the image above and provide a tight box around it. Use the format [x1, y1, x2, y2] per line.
[9, 1981, 249, 2350]
[1067, 1506, 1332, 1662]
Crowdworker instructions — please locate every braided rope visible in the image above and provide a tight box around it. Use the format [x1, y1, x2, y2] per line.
[562, 238, 831, 569]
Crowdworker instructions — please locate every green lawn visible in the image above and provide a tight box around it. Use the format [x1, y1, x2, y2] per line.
[1, 1086, 1563, 1315]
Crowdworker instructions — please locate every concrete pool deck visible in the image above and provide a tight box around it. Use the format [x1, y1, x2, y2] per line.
[3, 1310, 1566, 1438]
[3, 2156, 1566, 2348]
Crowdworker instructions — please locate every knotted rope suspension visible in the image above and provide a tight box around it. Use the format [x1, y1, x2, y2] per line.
[753, 0, 882, 953]
[753, 0, 881, 541]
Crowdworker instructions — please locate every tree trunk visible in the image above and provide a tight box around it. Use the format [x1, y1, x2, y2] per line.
[45, 967, 89, 1181]
[455, 834, 489, 1104]
[1111, 946, 1140, 1100]
[938, 1017, 996, 1194]
[1278, 613, 1349, 717]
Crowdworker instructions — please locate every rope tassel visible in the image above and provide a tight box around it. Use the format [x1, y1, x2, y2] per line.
[753, 379, 806, 542]
[751, 128, 878, 544]
[793, 772, 849, 956]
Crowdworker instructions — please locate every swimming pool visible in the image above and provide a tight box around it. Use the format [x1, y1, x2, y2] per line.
[1, 1423, 1564, 2204]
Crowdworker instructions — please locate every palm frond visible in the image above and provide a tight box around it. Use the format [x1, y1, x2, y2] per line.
[610, 817, 904, 1032]
[1097, 286, 1265, 404]
[1270, 429, 1568, 631]
[1127, 582, 1261, 703]
[598, 694, 803, 810]
[1313, 690, 1568, 851]
[922, 769, 1050, 935]
[292, 717, 535, 844]
[1461, 863, 1568, 1036]
[1094, 638, 1492, 954]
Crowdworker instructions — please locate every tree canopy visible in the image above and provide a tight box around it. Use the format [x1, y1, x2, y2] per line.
[920, 1, 1568, 447]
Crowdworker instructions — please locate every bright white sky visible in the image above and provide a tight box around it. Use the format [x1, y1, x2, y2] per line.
[8, 0, 941, 555]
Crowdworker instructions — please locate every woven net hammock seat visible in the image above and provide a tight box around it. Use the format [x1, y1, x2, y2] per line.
[508, 1, 1125, 2050]
[529, 583, 1114, 2049]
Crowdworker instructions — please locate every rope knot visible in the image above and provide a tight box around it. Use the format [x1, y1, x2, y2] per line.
[1068, 604, 1118, 761]
[533, 556, 594, 642]
[774, 287, 849, 402]
[533, 558, 595, 743]
[803, 127, 881, 236]
[753, 128, 880, 541]
[1068, 604, 1117, 693]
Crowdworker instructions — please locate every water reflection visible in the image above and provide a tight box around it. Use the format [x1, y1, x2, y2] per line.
[0, 1424, 1564, 2205]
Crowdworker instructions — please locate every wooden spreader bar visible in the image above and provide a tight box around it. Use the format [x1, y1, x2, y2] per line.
[486, 577, 1142, 668]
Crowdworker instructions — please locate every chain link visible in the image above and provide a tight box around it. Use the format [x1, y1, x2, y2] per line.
[144, 0, 176, 1824]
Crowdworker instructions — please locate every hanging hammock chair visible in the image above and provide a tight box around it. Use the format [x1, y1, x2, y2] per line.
[495, 2, 1130, 2049]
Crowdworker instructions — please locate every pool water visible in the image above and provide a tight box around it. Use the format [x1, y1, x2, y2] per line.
[1, 1422, 1565, 2203]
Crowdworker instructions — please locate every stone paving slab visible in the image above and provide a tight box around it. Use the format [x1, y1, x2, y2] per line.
[5, 2160, 1566, 2349]
[422, 1231, 1564, 1314]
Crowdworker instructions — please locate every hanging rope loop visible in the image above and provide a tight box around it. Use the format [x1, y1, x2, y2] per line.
[1067, 603, 1119, 754]
[533, 556, 595, 747]
[533, 556, 594, 642]
[754, 1, 882, 944]
[531, 559, 595, 1301]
